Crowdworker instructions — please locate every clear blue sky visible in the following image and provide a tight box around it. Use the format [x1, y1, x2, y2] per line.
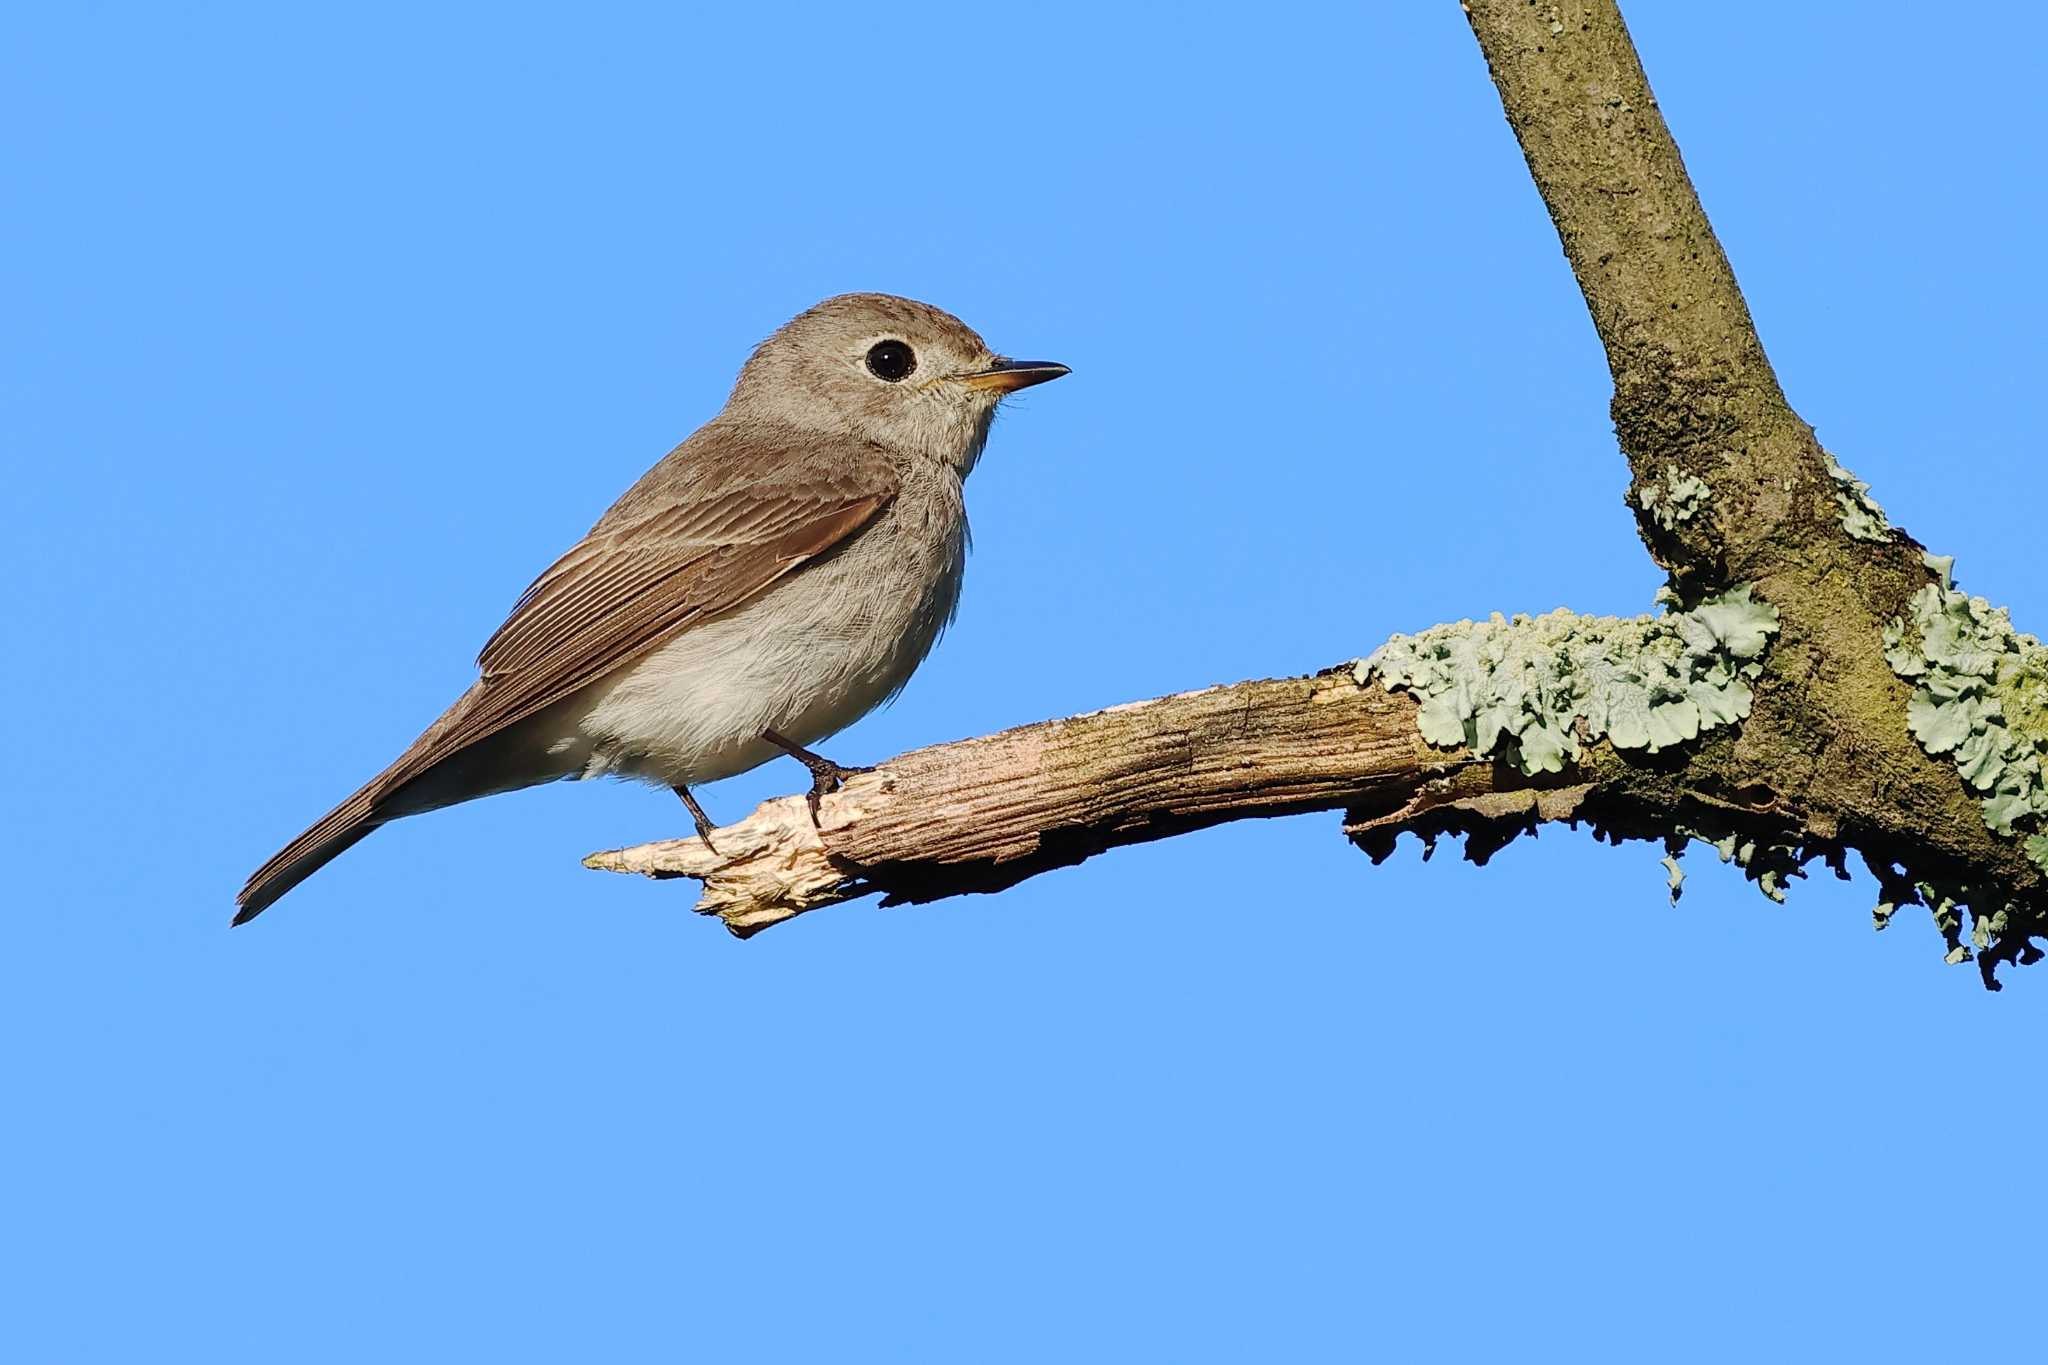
[5, 4, 2044, 1360]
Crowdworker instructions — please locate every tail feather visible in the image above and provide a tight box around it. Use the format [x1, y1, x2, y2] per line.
[234, 781, 388, 924]
[234, 681, 557, 923]
[234, 686, 476, 923]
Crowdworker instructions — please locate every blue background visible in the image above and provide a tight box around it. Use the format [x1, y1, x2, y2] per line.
[6, 4, 2043, 1359]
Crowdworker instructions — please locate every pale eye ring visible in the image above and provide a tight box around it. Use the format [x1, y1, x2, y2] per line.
[865, 339, 917, 382]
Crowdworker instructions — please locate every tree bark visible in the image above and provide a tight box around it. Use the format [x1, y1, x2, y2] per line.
[587, 673, 1606, 939]
[589, 0, 2048, 985]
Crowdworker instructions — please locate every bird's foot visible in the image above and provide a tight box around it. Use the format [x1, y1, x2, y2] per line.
[671, 785, 721, 854]
[761, 729, 874, 827]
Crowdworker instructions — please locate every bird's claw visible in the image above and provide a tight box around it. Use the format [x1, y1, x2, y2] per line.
[802, 760, 874, 827]
[761, 728, 873, 829]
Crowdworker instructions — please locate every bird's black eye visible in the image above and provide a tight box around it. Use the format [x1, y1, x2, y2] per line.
[865, 339, 917, 382]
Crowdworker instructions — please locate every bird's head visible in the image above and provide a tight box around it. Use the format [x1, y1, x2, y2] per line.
[728, 292, 1068, 474]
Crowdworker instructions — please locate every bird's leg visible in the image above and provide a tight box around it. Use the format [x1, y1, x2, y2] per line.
[761, 728, 873, 825]
[671, 784, 721, 853]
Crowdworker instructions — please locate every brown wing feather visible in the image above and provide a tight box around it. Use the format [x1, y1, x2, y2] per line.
[236, 429, 897, 922]
[442, 490, 889, 763]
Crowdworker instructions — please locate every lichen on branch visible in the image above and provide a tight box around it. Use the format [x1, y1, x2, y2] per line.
[1356, 588, 1779, 774]
[1886, 577, 2048, 865]
[1634, 465, 1712, 533]
[1825, 450, 1894, 544]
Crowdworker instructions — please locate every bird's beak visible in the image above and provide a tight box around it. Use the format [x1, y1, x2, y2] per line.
[958, 358, 1071, 393]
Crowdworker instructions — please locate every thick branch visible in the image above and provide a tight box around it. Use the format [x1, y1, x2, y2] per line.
[585, 605, 1965, 945]
[591, 618, 2041, 983]
[1462, 0, 1915, 594]
[1463, 1, 1787, 421]
[1461, 2, 2042, 917]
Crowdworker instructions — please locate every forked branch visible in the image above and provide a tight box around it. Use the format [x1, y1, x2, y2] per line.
[591, 1, 2048, 983]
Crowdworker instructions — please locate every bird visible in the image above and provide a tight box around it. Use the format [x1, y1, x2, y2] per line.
[235, 293, 1068, 923]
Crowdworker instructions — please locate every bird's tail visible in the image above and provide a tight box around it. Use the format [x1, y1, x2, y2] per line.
[234, 779, 390, 925]
[235, 683, 501, 924]
[234, 681, 574, 922]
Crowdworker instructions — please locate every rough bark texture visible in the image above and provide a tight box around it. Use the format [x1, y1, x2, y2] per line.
[590, 0, 2046, 983]
[587, 676, 1606, 938]
[1457, 0, 2043, 937]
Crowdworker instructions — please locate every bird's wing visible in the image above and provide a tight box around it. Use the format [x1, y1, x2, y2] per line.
[235, 431, 896, 920]
[393, 432, 899, 792]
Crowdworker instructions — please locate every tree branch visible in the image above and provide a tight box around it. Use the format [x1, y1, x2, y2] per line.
[589, 1, 2048, 983]
[1457, 0, 2045, 941]
[1462, 1, 1917, 594]
[586, 649, 1674, 940]
[1464, 1, 1787, 421]
[589, 674, 1486, 937]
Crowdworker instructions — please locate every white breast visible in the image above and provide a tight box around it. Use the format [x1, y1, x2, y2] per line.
[559, 471, 969, 789]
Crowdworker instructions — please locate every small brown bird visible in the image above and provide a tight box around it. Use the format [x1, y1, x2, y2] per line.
[237, 293, 1067, 921]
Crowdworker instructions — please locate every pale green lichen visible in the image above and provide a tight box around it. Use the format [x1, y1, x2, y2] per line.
[1634, 464, 1712, 532]
[1671, 824, 1804, 905]
[1884, 583, 2048, 874]
[1353, 578, 2044, 986]
[1824, 449, 1893, 543]
[1907, 876, 1987, 966]
[1859, 857, 2041, 982]
[1355, 586, 1780, 777]
[1660, 853, 1685, 906]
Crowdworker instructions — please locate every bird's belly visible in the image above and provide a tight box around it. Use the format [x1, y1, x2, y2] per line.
[564, 528, 963, 788]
